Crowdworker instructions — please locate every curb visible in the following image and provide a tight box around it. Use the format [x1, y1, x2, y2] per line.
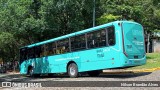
[6, 72, 20, 74]
[103, 67, 160, 74]
[132, 67, 160, 73]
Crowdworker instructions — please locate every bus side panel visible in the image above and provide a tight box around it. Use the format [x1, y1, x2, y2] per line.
[34, 58, 43, 74]
[37, 57, 50, 74]
[76, 47, 122, 72]
[42, 56, 60, 73]
[47, 53, 81, 73]
[49, 55, 66, 73]
[20, 59, 34, 74]
[25, 53, 81, 74]
[20, 61, 27, 74]
[43, 47, 120, 73]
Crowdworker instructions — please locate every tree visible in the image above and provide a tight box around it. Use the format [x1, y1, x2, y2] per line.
[0, 32, 17, 68]
[97, 14, 121, 25]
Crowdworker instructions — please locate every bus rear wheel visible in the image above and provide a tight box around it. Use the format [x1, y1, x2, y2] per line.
[67, 63, 78, 78]
[48, 73, 54, 77]
[87, 70, 102, 77]
[34, 74, 40, 77]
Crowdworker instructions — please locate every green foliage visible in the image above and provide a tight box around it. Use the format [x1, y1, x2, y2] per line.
[0, 32, 15, 46]
[97, 14, 121, 25]
[0, 32, 17, 62]
[128, 53, 160, 69]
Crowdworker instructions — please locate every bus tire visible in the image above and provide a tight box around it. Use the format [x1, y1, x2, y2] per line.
[67, 63, 78, 78]
[87, 70, 102, 77]
[27, 67, 33, 77]
[33, 74, 40, 77]
[48, 73, 54, 77]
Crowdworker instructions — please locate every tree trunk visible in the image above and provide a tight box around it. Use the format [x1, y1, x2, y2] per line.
[147, 33, 150, 53]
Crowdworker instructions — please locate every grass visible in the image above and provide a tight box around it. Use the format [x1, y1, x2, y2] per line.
[128, 53, 160, 70]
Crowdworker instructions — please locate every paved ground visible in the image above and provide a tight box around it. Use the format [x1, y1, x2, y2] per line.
[0, 70, 160, 90]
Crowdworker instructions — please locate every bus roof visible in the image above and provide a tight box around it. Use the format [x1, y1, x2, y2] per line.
[21, 21, 139, 49]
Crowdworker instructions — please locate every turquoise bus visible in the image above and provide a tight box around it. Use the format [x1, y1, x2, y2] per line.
[19, 21, 146, 78]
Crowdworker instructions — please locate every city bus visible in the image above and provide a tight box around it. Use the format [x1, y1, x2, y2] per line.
[19, 21, 146, 78]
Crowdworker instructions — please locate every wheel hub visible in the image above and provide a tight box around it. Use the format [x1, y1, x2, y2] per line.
[70, 67, 75, 75]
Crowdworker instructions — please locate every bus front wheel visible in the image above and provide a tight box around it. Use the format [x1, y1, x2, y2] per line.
[67, 63, 78, 78]
[28, 66, 34, 77]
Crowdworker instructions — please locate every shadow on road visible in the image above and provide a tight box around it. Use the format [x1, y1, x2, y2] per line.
[99, 72, 152, 78]
[0, 72, 152, 82]
[26, 72, 152, 79]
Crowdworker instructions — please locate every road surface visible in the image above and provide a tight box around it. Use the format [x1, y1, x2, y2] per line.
[0, 70, 160, 90]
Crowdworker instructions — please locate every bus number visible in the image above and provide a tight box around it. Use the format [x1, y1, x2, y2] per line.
[97, 53, 104, 58]
[96, 49, 104, 58]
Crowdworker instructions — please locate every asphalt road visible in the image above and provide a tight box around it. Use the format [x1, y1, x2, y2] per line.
[0, 70, 160, 90]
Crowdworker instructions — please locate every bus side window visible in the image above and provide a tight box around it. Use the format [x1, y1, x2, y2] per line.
[87, 33, 95, 48]
[79, 35, 86, 49]
[87, 29, 106, 49]
[47, 42, 56, 55]
[108, 26, 115, 46]
[47, 43, 52, 56]
[27, 48, 34, 59]
[20, 48, 27, 63]
[38, 46, 42, 57]
[25, 49, 28, 60]
[57, 39, 69, 54]
[52, 42, 57, 55]
[44, 44, 49, 56]
[40, 45, 44, 57]
[94, 30, 106, 47]
[71, 34, 86, 51]
[99, 30, 106, 47]
[35, 46, 41, 58]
